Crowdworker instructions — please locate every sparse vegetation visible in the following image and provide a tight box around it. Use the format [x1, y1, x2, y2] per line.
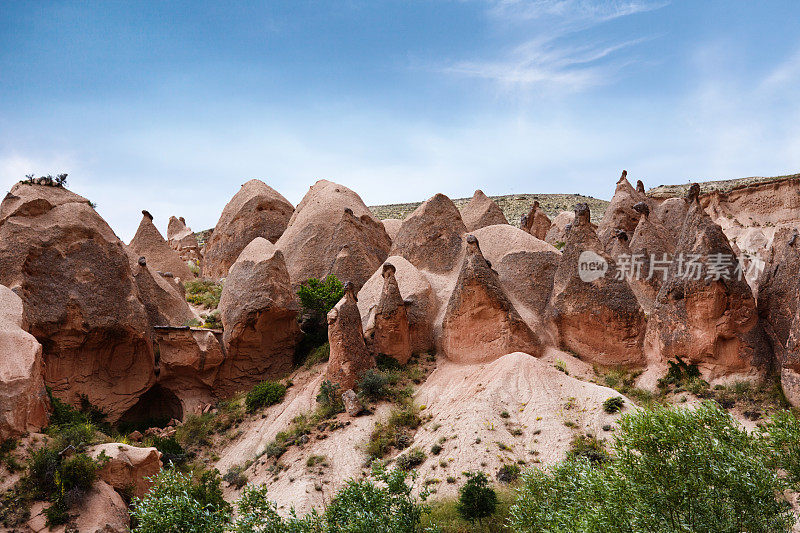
[184, 279, 223, 309]
[566, 433, 609, 465]
[554, 358, 569, 374]
[366, 404, 422, 460]
[496, 464, 520, 484]
[296, 275, 345, 365]
[245, 381, 287, 413]
[603, 396, 625, 414]
[396, 448, 426, 471]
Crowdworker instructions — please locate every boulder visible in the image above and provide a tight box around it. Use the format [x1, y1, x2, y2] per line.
[548, 203, 645, 366]
[544, 211, 574, 246]
[204, 179, 294, 279]
[342, 389, 363, 417]
[520, 201, 551, 241]
[369, 263, 412, 364]
[627, 202, 677, 312]
[27, 480, 130, 533]
[326, 282, 375, 391]
[390, 193, 467, 273]
[758, 228, 800, 367]
[276, 180, 391, 290]
[460, 189, 508, 232]
[381, 218, 403, 241]
[166, 215, 202, 265]
[645, 184, 771, 380]
[441, 235, 543, 363]
[0, 183, 155, 422]
[128, 251, 194, 328]
[358, 256, 437, 355]
[89, 443, 162, 499]
[0, 285, 49, 439]
[597, 170, 647, 249]
[217, 238, 300, 396]
[128, 210, 194, 281]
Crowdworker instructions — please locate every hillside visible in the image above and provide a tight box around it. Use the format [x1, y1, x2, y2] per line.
[648, 172, 800, 198]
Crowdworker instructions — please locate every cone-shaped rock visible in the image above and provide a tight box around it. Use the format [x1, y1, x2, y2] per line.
[627, 202, 676, 312]
[0, 182, 155, 421]
[461, 190, 509, 232]
[597, 170, 647, 249]
[381, 218, 402, 241]
[442, 234, 543, 363]
[167, 215, 202, 265]
[652, 196, 689, 237]
[326, 282, 375, 390]
[390, 193, 467, 273]
[758, 228, 800, 368]
[645, 184, 771, 379]
[370, 264, 412, 364]
[544, 211, 574, 246]
[204, 179, 294, 278]
[520, 201, 551, 240]
[127, 250, 194, 328]
[129, 211, 194, 281]
[217, 238, 300, 396]
[0, 285, 49, 439]
[548, 203, 645, 366]
[277, 180, 390, 290]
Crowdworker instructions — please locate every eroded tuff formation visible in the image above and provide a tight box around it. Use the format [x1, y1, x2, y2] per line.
[217, 237, 300, 396]
[520, 201, 552, 241]
[544, 211, 574, 245]
[369, 263, 412, 364]
[460, 189, 509, 232]
[204, 179, 294, 278]
[326, 282, 375, 390]
[597, 170, 648, 249]
[0, 183, 155, 421]
[442, 235, 543, 363]
[167, 215, 202, 265]
[627, 201, 677, 312]
[128, 210, 195, 281]
[277, 180, 391, 290]
[548, 203, 645, 366]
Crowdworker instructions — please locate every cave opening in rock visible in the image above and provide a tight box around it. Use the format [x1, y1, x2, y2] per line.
[118, 384, 183, 432]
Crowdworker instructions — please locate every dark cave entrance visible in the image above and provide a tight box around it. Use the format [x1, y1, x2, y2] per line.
[118, 384, 183, 432]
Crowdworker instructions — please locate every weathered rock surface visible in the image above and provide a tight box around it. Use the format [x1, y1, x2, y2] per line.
[0, 285, 48, 439]
[627, 202, 677, 312]
[652, 196, 689, 236]
[128, 210, 194, 281]
[0, 183, 155, 421]
[390, 193, 467, 273]
[326, 282, 375, 390]
[442, 235, 543, 363]
[520, 201, 552, 241]
[381, 218, 402, 241]
[369, 263, 412, 364]
[645, 185, 770, 380]
[277, 180, 390, 290]
[548, 203, 645, 366]
[597, 171, 647, 249]
[167, 215, 202, 265]
[204, 179, 294, 278]
[460, 189, 508, 232]
[217, 237, 300, 396]
[544, 211, 574, 246]
[128, 251, 194, 328]
[342, 389, 363, 416]
[89, 443, 162, 499]
[358, 255, 438, 356]
[27, 480, 130, 533]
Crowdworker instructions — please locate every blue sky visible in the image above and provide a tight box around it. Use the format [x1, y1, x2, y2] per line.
[2, 1, 800, 241]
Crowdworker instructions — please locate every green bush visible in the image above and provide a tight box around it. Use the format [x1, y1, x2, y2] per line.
[59, 453, 97, 492]
[223, 465, 248, 489]
[566, 434, 609, 465]
[509, 401, 796, 532]
[396, 448, 426, 471]
[184, 279, 223, 309]
[602, 396, 624, 414]
[495, 464, 520, 484]
[27, 447, 60, 498]
[297, 275, 345, 319]
[761, 409, 800, 487]
[457, 472, 498, 525]
[232, 484, 319, 532]
[358, 369, 389, 401]
[245, 381, 287, 413]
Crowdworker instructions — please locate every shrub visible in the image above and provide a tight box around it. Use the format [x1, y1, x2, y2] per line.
[554, 359, 569, 375]
[761, 409, 800, 487]
[149, 436, 187, 465]
[245, 381, 287, 413]
[202, 310, 222, 329]
[396, 448, 426, 471]
[430, 444, 443, 456]
[184, 279, 223, 309]
[176, 413, 214, 448]
[59, 453, 97, 492]
[457, 471, 498, 525]
[602, 396, 624, 414]
[297, 275, 345, 320]
[223, 465, 249, 489]
[232, 484, 319, 532]
[27, 447, 60, 498]
[358, 369, 389, 401]
[366, 405, 422, 460]
[495, 464, 520, 484]
[566, 434, 609, 465]
[303, 342, 330, 369]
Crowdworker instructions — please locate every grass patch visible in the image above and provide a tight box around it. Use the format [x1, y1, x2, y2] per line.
[365, 404, 422, 460]
[245, 381, 287, 413]
[184, 279, 223, 309]
[422, 485, 517, 532]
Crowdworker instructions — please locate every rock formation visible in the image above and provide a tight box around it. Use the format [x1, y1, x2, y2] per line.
[441, 235, 543, 363]
[276, 180, 391, 290]
[89, 443, 162, 499]
[0, 183, 155, 421]
[645, 184, 770, 379]
[548, 203, 645, 366]
[370, 263, 412, 364]
[326, 282, 375, 390]
[652, 196, 689, 236]
[27, 481, 130, 533]
[381, 218, 402, 241]
[167, 215, 202, 265]
[520, 201, 551, 241]
[204, 179, 294, 279]
[544, 211, 574, 246]
[128, 210, 194, 281]
[217, 237, 300, 396]
[358, 255, 437, 355]
[597, 170, 647, 249]
[0, 285, 49, 439]
[128, 251, 194, 328]
[460, 189, 508, 232]
[627, 201, 677, 312]
[390, 193, 467, 273]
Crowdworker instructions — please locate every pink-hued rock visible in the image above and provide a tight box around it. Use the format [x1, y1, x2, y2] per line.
[204, 179, 294, 278]
[128, 250, 194, 328]
[89, 443, 162, 499]
[326, 282, 375, 391]
[390, 193, 467, 274]
[461, 190, 509, 232]
[627, 202, 677, 313]
[370, 263, 412, 365]
[217, 238, 300, 396]
[520, 201, 552, 241]
[597, 170, 647, 249]
[277, 180, 390, 290]
[0, 285, 49, 439]
[128, 210, 194, 281]
[441, 235, 543, 363]
[0, 183, 155, 422]
[381, 218, 403, 241]
[27, 480, 130, 533]
[167, 215, 202, 265]
[652, 196, 689, 236]
[758, 228, 800, 364]
[544, 211, 574, 246]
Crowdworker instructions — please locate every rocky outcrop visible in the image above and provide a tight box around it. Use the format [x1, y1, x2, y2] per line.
[627, 202, 677, 312]
[128, 211, 194, 281]
[129, 252, 194, 328]
[276, 180, 391, 290]
[89, 443, 162, 499]
[381, 219, 402, 241]
[369, 264, 412, 364]
[27, 481, 130, 533]
[441, 235, 543, 363]
[167, 216, 202, 265]
[217, 238, 300, 396]
[358, 255, 437, 355]
[652, 196, 689, 237]
[0, 285, 49, 439]
[204, 179, 294, 279]
[758, 228, 800, 368]
[0, 183, 155, 421]
[520, 201, 551, 241]
[548, 203, 645, 366]
[597, 170, 647, 249]
[460, 190, 508, 232]
[390, 193, 467, 273]
[544, 211, 574, 246]
[326, 282, 375, 390]
[645, 185, 770, 380]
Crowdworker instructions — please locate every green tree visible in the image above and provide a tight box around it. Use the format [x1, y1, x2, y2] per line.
[456, 471, 497, 526]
